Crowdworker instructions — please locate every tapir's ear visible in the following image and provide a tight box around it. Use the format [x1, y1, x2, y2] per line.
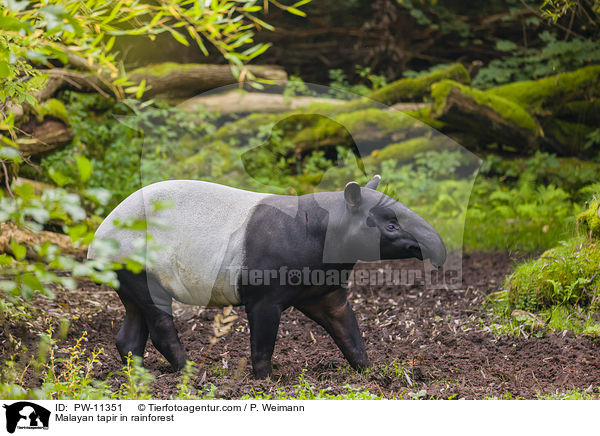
[365, 175, 381, 190]
[344, 182, 362, 208]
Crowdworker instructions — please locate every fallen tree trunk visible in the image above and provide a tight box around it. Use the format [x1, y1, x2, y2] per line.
[17, 119, 73, 156]
[179, 90, 343, 114]
[487, 65, 600, 115]
[431, 80, 539, 153]
[368, 63, 470, 105]
[35, 63, 288, 100]
[0, 222, 86, 260]
[128, 63, 287, 99]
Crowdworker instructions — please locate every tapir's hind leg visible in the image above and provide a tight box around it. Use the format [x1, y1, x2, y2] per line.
[295, 289, 369, 371]
[115, 269, 187, 371]
[115, 293, 149, 361]
[144, 305, 188, 371]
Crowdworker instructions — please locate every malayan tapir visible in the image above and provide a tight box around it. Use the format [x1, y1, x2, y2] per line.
[88, 175, 446, 379]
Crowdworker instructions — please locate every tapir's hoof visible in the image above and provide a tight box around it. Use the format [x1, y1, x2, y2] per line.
[169, 358, 189, 373]
[252, 362, 273, 380]
[353, 361, 371, 372]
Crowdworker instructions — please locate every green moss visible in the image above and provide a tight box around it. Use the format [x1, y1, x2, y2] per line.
[335, 108, 415, 136]
[130, 62, 201, 77]
[504, 237, 600, 311]
[431, 80, 538, 133]
[369, 63, 470, 105]
[404, 107, 445, 130]
[577, 199, 600, 239]
[488, 65, 600, 114]
[31, 98, 69, 123]
[370, 135, 448, 164]
[308, 64, 470, 116]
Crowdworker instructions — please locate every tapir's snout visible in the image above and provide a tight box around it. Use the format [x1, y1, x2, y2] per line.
[420, 235, 446, 268]
[400, 213, 447, 268]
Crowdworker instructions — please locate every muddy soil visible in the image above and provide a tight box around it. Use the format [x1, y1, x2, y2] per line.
[3, 252, 600, 399]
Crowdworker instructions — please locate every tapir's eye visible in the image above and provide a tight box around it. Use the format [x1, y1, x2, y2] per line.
[386, 223, 398, 231]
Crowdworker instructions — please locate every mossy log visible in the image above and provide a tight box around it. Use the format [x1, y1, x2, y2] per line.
[30, 63, 288, 102]
[487, 65, 600, 115]
[129, 63, 287, 99]
[369, 135, 454, 165]
[368, 63, 470, 105]
[431, 80, 538, 153]
[321, 63, 471, 116]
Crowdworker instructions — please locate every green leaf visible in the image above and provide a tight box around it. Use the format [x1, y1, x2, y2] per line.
[4, 0, 30, 12]
[10, 239, 26, 261]
[48, 167, 69, 187]
[168, 28, 189, 46]
[13, 183, 33, 202]
[125, 257, 144, 274]
[0, 280, 17, 293]
[84, 187, 111, 206]
[76, 155, 93, 183]
[150, 199, 175, 211]
[22, 272, 44, 293]
[242, 42, 271, 59]
[496, 40, 518, 52]
[0, 15, 25, 31]
[60, 276, 76, 290]
[105, 36, 116, 52]
[286, 7, 306, 17]
[0, 146, 21, 161]
[0, 61, 11, 79]
[136, 79, 146, 99]
[0, 254, 13, 266]
[23, 206, 50, 224]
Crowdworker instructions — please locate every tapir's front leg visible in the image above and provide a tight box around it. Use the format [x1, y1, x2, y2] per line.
[245, 301, 283, 379]
[296, 289, 369, 371]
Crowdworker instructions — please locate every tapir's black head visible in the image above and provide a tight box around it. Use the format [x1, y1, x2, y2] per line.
[336, 175, 447, 267]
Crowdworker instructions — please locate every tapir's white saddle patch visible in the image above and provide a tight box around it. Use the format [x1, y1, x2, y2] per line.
[88, 180, 271, 308]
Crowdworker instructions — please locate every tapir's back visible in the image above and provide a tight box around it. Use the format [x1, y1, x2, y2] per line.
[88, 180, 271, 307]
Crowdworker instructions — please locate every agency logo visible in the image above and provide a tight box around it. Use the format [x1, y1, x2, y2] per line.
[2, 402, 50, 434]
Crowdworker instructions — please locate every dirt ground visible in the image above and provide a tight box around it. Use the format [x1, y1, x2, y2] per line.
[3, 252, 600, 399]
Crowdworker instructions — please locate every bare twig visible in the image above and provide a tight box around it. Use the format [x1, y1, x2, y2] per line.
[0, 159, 15, 200]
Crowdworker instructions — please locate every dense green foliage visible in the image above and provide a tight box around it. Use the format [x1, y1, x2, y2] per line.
[486, 199, 600, 338]
[0, 0, 309, 105]
[473, 33, 600, 88]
